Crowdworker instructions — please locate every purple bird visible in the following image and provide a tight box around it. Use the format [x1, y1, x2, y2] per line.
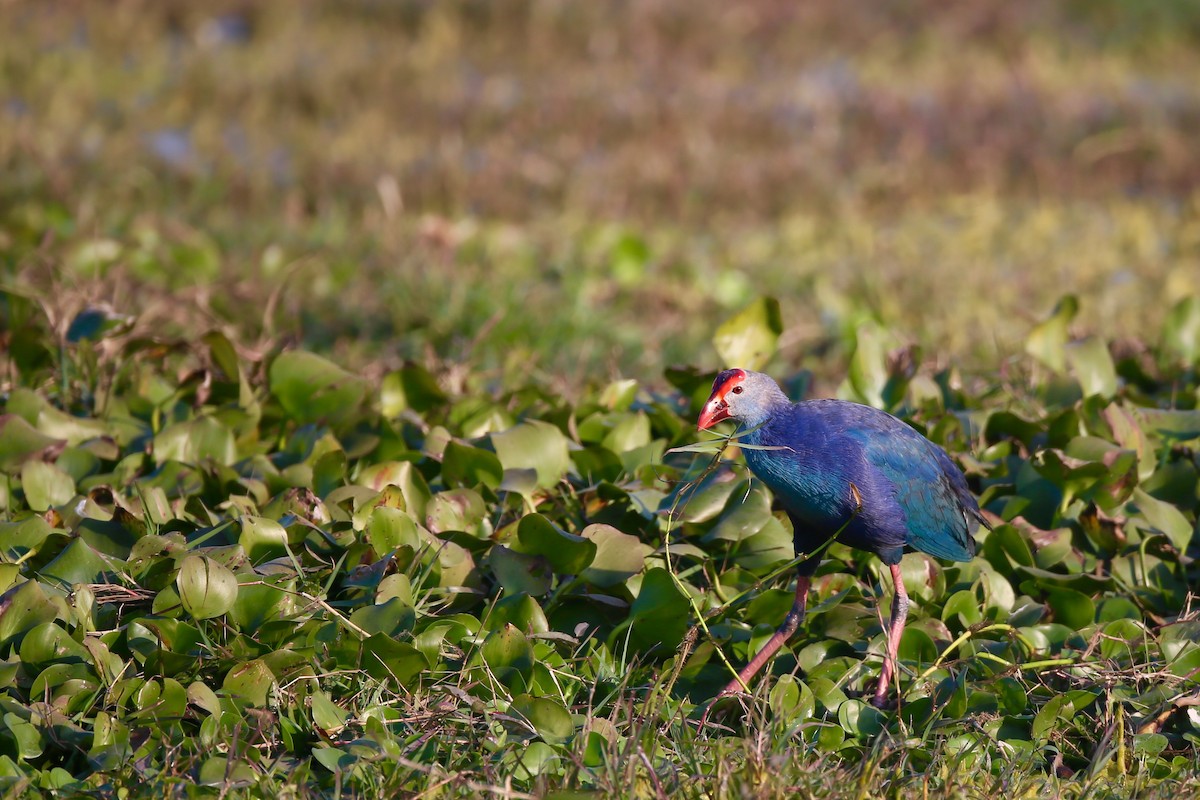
[698, 368, 988, 708]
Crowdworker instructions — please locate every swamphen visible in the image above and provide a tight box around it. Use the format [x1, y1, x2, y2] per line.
[698, 368, 988, 709]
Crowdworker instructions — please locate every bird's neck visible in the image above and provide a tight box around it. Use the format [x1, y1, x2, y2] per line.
[737, 386, 791, 431]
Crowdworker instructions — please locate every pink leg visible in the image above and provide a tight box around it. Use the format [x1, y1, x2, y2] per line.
[871, 563, 910, 708]
[714, 575, 810, 700]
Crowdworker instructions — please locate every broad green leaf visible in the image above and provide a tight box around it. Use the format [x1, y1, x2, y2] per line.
[177, 555, 239, 620]
[491, 421, 571, 489]
[580, 524, 649, 588]
[349, 597, 416, 637]
[38, 538, 112, 585]
[311, 692, 350, 733]
[712, 297, 782, 370]
[441, 441, 503, 490]
[510, 694, 573, 744]
[379, 364, 446, 416]
[237, 516, 290, 563]
[222, 658, 274, 706]
[481, 624, 534, 689]
[628, 568, 689, 650]
[1025, 295, 1078, 373]
[1045, 587, 1095, 629]
[1065, 337, 1117, 398]
[1131, 488, 1194, 552]
[488, 546, 552, 597]
[153, 417, 237, 466]
[1162, 296, 1200, 364]
[19, 461, 75, 511]
[0, 581, 58, 649]
[0, 415, 64, 472]
[515, 514, 596, 575]
[269, 351, 369, 425]
[360, 635, 426, 686]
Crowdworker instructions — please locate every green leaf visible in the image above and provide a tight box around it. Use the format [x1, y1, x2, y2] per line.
[18, 460, 75, 511]
[0, 415, 65, 472]
[349, 597, 416, 637]
[1045, 587, 1095, 630]
[492, 421, 571, 490]
[269, 351, 369, 425]
[441, 441, 504, 490]
[1162, 296, 1200, 364]
[1065, 336, 1117, 398]
[38, 538, 112, 585]
[153, 417, 236, 466]
[712, 297, 783, 370]
[311, 692, 350, 733]
[628, 568, 689, 650]
[1025, 295, 1078, 373]
[237, 516, 290, 563]
[481, 624, 534, 689]
[515, 514, 596, 575]
[1131, 488, 1194, 552]
[360, 635, 426, 686]
[488, 546, 552, 597]
[176, 555, 239, 620]
[580, 524, 649, 588]
[222, 658, 274, 706]
[0, 581, 58, 649]
[510, 694, 574, 744]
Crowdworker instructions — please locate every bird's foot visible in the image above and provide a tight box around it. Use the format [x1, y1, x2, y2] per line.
[698, 691, 750, 729]
[868, 693, 896, 711]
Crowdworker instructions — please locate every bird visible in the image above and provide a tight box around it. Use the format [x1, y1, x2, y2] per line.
[697, 368, 988, 710]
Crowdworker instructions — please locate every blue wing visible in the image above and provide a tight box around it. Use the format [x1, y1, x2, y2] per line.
[851, 423, 983, 562]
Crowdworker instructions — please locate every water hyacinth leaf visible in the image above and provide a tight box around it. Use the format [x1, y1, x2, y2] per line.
[1065, 337, 1117, 398]
[177, 555, 239, 620]
[1045, 587, 1095, 630]
[380, 363, 446, 416]
[1025, 295, 1078, 373]
[0, 580, 58, 649]
[1162, 296, 1200, 364]
[349, 597, 416, 637]
[488, 594, 550, 634]
[510, 694, 574, 744]
[365, 506, 421, 556]
[580, 524, 649, 588]
[222, 658, 274, 706]
[237, 516, 290, 563]
[768, 674, 815, 720]
[38, 538, 112, 585]
[481, 624, 535, 688]
[441, 441, 504, 490]
[0, 415, 65, 472]
[491, 421, 571, 489]
[1031, 694, 1074, 741]
[1130, 488, 1194, 552]
[425, 489, 488, 536]
[0, 516, 53, 558]
[629, 568, 689, 650]
[360, 635, 426, 686]
[515, 514, 596, 575]
[489, 546, 552, 597]
[712, 297, 782, 370]
[311, 692, 350, 733]
[153, 417, 237, 467]
[269, 351, 369, 425]
[19, 460, 75, 511]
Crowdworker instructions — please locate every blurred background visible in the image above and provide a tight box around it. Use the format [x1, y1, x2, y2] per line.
[2, 0, 1198, 393]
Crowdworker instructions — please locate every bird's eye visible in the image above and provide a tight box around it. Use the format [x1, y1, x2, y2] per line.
[731, 385, 744, 395]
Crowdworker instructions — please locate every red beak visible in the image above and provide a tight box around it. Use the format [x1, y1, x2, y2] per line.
[697, 395, 731, 430]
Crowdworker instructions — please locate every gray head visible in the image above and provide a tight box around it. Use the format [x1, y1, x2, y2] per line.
[697, 368, 790, 430]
